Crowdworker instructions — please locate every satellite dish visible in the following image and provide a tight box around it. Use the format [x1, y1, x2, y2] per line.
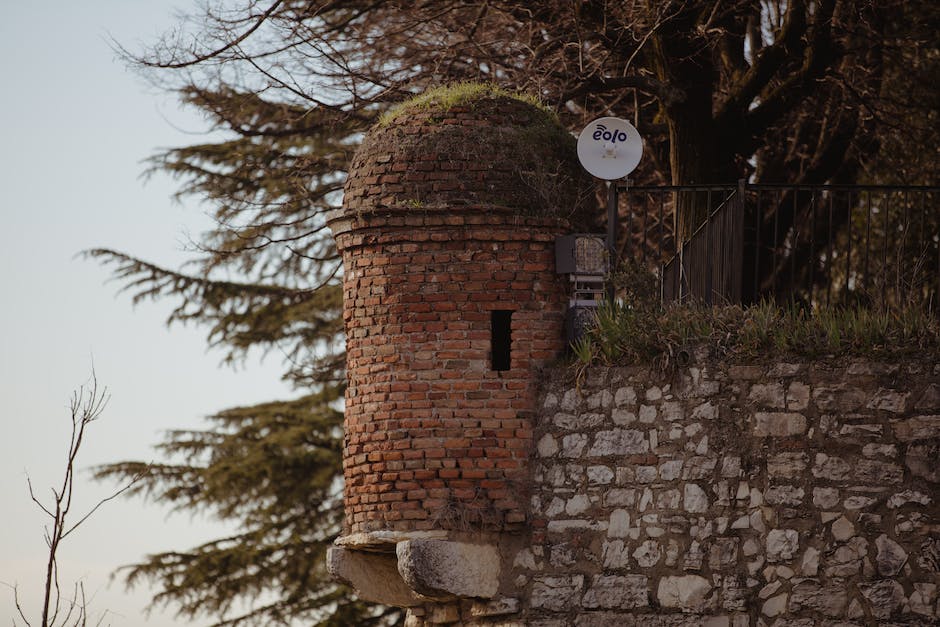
[577, 117, 643, 180]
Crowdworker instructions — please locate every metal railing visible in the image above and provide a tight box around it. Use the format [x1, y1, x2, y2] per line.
[616, 182, 940, 310]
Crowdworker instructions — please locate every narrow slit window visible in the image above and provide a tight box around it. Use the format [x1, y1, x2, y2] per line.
[491, 310, 513, 371]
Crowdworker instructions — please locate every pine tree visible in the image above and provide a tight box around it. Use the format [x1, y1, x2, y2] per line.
[93, 1, 938, 624]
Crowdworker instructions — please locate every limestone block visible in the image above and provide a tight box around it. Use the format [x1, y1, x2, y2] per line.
[800, 546, 820, 576]
[916, 383, 940, 410]
[749, 383, 786, 408]
[854, 458, 904, 484]
[764, 485, 805, 506]
[530, 575, 584, 611]
[875, 533, 908, 576]
[787, 580, 848, 617]
[843, 495, 877, 510]
[660, 459, 684, 481]
[664, 488, 687, 511]
[537, 433, 559, 457]
[831, 515, 855, 541]
[588, 429, 648, 456]
[866, 388, 910, 413]
[894, 415, 940, 440]
[812, 453, 852, 481]
[542, 392, 559, 410]
[812, 487, 840, 509]
[587, 389, 612, 410]
[661, 401, 684, 421]
[753, 412, 806, 437]
[664, 539, 681, 566]
[561, 433, 588, 457]
[611, 408, 636, 425]
[838, 422, 882, 437]
[910, 582, 937, 617]
[427, 605, 460, 623]
[762, 593, 787, 617]
[906, 441, 940, 482]
[682, 456, 717, 479]
[602, 540, 630, 569]
[587, 465, 614, 485]
[565, 494, 591, 515]
[766, 529, 799, 563]
[862, 443, 897, 458]
[918, 537, 940, 572]
[683, 483, 709, 513]
[614, 385, 637, 407]
[633, 540, 662, 568]
[544, 496, 565, 517]
[326, 546, 423, 606]
[709, 537, 740, 571]
[550, 544, 576, 567]
[561, 389, 581, 411]
[767, 453, 808, 479]
[608, 509, 631, 538]
[469, 597, 519, 617]
[768, 362, 802, 377]
[547, 519, 608, 532]
[758, 580, 781, 599]
[786, 382, 810, 410]
[581, 574, 649, 609]
[512, 548, 538, 570]
[656, 574, 712, 610]
[636, 465, 658, 483]
[888, 489, 932, 508]
[638, 404, 657, 423]
[813, 384, 866, 412]
[396, 540, 500, 599]
[823, 537, 868, 578]
[720, 456, 742, 478]
[691, 401, 717, 420]
[720, 576, 747, 612]
[859, 579, 907, 620]
[683, 540, 705, 570]
[605, 488, 636, 507]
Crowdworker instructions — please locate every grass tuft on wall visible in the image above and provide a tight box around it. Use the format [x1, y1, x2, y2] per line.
[572, 297, 940, 369]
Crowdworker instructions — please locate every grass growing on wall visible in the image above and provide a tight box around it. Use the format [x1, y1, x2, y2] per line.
[571, 296, 940, 368]
[378, 82, 554, 126]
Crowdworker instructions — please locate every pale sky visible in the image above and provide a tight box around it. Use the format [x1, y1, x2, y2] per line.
[1, 2, 293, 625]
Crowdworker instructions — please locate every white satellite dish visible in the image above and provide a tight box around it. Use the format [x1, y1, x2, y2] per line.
[577, 117, 643, 180]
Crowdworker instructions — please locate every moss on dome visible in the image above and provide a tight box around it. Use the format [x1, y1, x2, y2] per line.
[378, 82, 554, 127]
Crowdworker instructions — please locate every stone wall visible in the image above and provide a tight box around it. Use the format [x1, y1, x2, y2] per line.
[511, 358, 940, 626]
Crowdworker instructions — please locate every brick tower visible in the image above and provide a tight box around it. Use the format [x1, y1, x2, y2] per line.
[326, 86, 592, 613]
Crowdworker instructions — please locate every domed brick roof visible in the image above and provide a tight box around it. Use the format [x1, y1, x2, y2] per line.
[341, 84, 593, 222]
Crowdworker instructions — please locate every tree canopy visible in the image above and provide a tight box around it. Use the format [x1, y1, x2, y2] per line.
[94, 1, 938, 625]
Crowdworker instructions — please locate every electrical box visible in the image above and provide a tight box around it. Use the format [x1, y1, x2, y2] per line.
[555, 235, 608, 275]
[556, 234, 607, 344]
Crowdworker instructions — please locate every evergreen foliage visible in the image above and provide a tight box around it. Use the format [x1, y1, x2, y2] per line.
[95, 385, 401, 626]
[93, 1, 938, 625]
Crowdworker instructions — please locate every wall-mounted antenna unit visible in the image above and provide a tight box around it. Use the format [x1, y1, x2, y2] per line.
[556, 234, 607, 343]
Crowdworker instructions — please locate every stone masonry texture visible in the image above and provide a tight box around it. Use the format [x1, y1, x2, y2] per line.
[507, 360, 940, 626]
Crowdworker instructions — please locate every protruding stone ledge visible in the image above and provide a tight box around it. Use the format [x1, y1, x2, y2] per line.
[334, 530, 449, 552]
[326, 546, 424, 607]
[397, 539, 501, 599]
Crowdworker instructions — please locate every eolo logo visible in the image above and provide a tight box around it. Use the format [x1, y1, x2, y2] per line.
[592, 124, 629, 143]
